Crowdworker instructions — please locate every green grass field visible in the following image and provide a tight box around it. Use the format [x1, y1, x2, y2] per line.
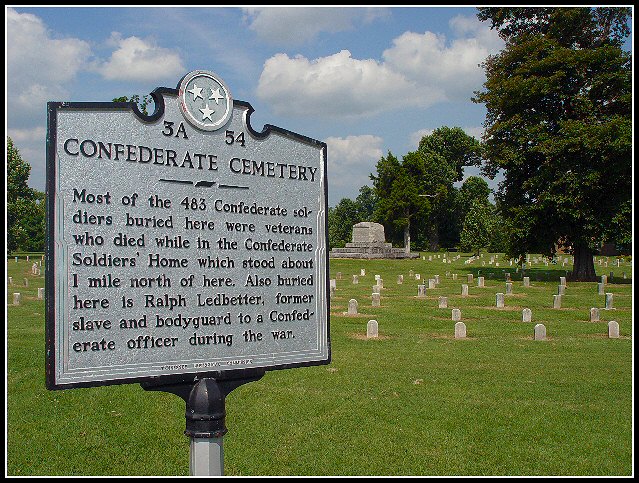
[6, 253, 633, 476]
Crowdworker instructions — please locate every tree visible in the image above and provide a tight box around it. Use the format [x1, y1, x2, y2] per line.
[370, 152, 432, 253]
[354, 185, 378, 221]
[327, 186, 378, 249]
[328, 198, 361, 248]
[457, 176, 492, 228]
[474, 7, 632, 281]
[459, 200, 495, 255]
[418, 126, 483, 182]
[7, 137, 40, 253]
[417, 127, 484, 250]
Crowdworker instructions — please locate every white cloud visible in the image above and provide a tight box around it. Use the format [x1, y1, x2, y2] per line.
[7, 126, 47, 144]
[6, 8, 91, 124]
[91, 32, 185, 82]
[325, 135, 384, 202]
[257, 50, 418, 118]
[256, 15, 503, 120]
[243, 7, 389, 45]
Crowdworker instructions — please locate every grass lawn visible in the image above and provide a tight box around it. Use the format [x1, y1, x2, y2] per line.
[6, 253, 633, 476]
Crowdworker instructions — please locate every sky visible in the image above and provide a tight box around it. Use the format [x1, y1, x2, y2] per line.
[6, 5, 629, 206]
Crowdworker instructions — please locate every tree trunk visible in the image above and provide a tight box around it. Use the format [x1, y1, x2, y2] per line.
[570, 243, 598, 282]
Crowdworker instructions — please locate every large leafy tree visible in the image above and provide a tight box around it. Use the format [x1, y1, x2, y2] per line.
[474, 7, 632, 281]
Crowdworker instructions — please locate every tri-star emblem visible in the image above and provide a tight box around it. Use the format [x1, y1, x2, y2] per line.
[179, 70, 233, 131]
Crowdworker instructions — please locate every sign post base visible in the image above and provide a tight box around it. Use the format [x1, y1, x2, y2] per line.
[141, 370, 264, 475]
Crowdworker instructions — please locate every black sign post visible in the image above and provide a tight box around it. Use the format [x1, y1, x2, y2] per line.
[46, 70, 330, 475]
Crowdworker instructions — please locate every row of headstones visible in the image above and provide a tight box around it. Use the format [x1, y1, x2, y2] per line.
[363, 319, 621, 340]
[12, 255, 45, 262]
[8, 277, 35, 287]
[11, 289, 45, 305]
[345, 296, 614, 321]
[333, 270, 622, 288]
[336, 272, 617, 311]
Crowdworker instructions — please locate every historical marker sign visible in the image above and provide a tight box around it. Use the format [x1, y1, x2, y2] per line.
[46, 70, 330, 390]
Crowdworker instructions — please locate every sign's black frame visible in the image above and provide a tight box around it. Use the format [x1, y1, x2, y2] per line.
[45, 80, 331, 391]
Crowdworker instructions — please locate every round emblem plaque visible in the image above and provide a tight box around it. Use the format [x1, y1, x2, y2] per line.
[178, 70, 233, 131]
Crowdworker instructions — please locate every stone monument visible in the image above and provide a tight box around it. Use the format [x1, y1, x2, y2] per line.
[329, 222, 419, 259]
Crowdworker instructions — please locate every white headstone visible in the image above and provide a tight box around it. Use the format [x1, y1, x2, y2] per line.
[553, 294, 562, 309]
[590, 307, 600, 322]
[397, 275, 403, 284]
[438, 296, 448, 309]
[477, 276, 485, 287]
[523, 277, 530, 287]
[522, 308, 532, 322]
[605, 293, 614, 310]
[348, 299, 358, 315]
[496, 293, 505, 308]
[372, 285, 381, 294]
[371, 293, 381, 307]
[415, 274, 421, 280]
[417, 285, 426, 297]
[428, 279, 436, 289]
[360, 269, 366, 276]
[38, 287, 44, 300]
[452, 308, 462, 321]
[467, 274, 473, 284]
[367, 320, 378, 339]
[506, 282, 513, 294]
[461, 284, 469, 297]
[598, 282, 605, 295]
[352, 275, 359, 284]
[454, 321, 466, 339]
[13, 293, 21, 305]
[559, 276, 566, 286]
[557, 284, 565, 295]
[607, 321, 619, 339]
[534, 323, 546, 340]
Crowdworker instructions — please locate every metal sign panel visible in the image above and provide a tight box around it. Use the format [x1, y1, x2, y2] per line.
[46, 71, 330, 389]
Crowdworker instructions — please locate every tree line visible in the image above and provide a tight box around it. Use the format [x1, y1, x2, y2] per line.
[329, 126, 507, 256]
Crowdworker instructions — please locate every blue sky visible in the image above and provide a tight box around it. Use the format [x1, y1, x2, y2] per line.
[7, 6, 628, 206]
